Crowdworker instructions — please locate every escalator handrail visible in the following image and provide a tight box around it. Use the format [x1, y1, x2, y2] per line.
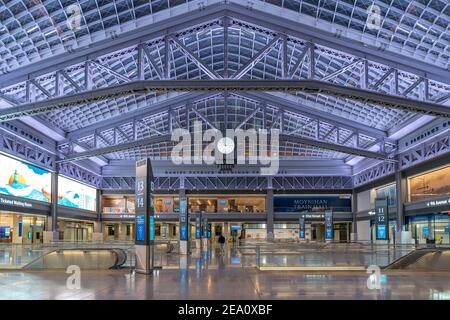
[22, 247, 128, 269]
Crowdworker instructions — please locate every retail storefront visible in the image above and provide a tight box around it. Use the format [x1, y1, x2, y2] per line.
[404, 165, 450, 244]
[405, 195, 450, 245]
[0, 211, 46, 244]
[188, 195, 266, 214]
[0, 194, 51, 244]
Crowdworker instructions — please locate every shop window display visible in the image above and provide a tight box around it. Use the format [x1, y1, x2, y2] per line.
[409, 166, 450, 202]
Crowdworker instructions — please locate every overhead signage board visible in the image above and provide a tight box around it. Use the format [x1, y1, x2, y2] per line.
[274, 195, 351, 212]
[375, 198, 389, 240]
[0, 196, 33, 209]
[426, 198, 450, 208]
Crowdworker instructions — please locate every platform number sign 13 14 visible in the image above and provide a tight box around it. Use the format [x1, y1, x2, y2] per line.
[136, 178, 145, 209]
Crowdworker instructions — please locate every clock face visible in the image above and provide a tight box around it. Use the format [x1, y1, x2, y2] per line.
[217, 137, 235, 154]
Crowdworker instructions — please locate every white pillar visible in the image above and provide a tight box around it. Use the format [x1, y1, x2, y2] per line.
[92, 221, 103, 242]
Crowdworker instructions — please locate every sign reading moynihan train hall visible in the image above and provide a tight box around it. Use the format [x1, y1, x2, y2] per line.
[274, 195, 351, 212]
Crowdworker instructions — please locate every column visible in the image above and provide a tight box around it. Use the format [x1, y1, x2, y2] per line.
[395, 167, 410, 244]
[179, 187, 190, 254]
[266, 187, 274, 240]
[134, 159, 155, 275]
[12, 215, 23, 244]
[351, 189, 358, 241]
[92, 189, 103, 242]
[195, 212, 202, 250]
[43, 171, 59, 243]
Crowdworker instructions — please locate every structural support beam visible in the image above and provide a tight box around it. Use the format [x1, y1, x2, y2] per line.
[64, 92, 212, 142]
[280, 134, 388, 160]
[2, 80, 450, 122]
[266, 186, 274, 239]
[288, 45, 309, 79]
[322, 59, 361, 82]
[231, 35, 282, 79]
[59, 134, 172, 163]
[169, 35, 222, 80]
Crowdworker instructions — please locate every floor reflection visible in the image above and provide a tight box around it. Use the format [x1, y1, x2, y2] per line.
[0, 243, 449, 299]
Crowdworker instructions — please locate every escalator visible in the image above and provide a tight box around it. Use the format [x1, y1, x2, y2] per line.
[384, 248, 450, 271]
[23, 248, 128, 270]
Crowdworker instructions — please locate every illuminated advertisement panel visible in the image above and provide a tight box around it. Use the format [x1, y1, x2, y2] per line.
[58, 176, 97, 211]
[0, 153, 51, 203]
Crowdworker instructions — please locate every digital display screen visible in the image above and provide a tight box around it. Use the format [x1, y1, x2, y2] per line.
[325, 210, 333, 240]
[180, 225, 187, 240]
[377, 225, 387, 240]
[136, 215, 145, 241]
[58, 176, 96, 211]
[0, 154, 51, 203]
[149, 216, 155, 241]
[0, 226, 10, 238]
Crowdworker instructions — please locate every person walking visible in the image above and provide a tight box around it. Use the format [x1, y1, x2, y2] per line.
[218, 233, 226, 255]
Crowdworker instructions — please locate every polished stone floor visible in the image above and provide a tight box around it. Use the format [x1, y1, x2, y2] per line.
[1, 246, 450, 300]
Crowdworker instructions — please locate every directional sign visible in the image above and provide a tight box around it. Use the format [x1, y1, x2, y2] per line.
[375, 198, 389, 240]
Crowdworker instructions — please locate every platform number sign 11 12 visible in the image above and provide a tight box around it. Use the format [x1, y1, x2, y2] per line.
[375, 198, 388, 240]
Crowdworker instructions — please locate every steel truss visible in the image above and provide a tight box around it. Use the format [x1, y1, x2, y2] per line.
[1, 80, 449, 122]
[58, 162, 102, 188]
[55, 92, 393, 161]
[0, 9, 449, 126]
[0, 128, 56, 170]
[354, 130, 450, 187]
[0, 3, 448, 187]
[101, 175, 352, 191]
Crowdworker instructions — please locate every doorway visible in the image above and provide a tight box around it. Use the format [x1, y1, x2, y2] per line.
[311, 223, 325, 241]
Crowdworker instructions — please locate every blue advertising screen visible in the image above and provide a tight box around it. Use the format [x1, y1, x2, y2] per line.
[422, 226, 429, 238]
[377, 225, 387, 240]
[274, 195, 351, 212]
[18, 217, 22, 237]
[136, 215, 145, 241]
[149, 216, 155, 241]
[299, 230, 305, 239]
[180, 225, 187, 240]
